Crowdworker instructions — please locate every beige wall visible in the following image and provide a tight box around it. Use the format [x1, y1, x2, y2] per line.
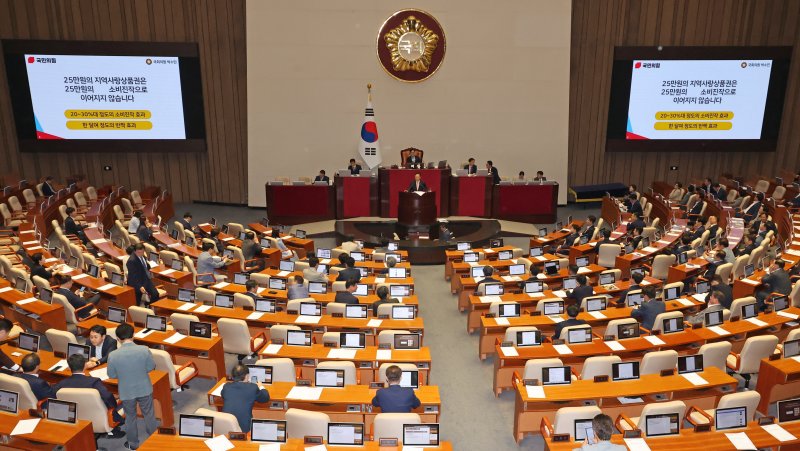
[246, 0, 571, 207]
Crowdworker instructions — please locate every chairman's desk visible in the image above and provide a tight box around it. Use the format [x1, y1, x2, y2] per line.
[493, 181, 559, 224]
[545, 421, 800, 451]
[265, 183, 337, 225]
[756, 356, 800, 415]
[205, 380, 440, 429]
[0, 343, 175, 427]
[140, 436, 454, 450]
[151, 299, 425, 346]
[513, 366, 737, 443]
[478, 296, 705, 360]
[258, 343, 432, 385]
[0, 410, 95, 451]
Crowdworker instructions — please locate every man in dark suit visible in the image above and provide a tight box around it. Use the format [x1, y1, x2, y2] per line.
[30, 253, 57, 282]
[208, 227, 226, 253]
[86, 325, 117, 368]
[55, 353, 124, 435]
[371, 365, 420, 413]
[689, 218, 706, 241]
[405, 150, 422, 168]
[63, 207, 88, 244]
[581, 215, 597, 240]
[41, 176, 56, 197]
[705, 275, 733, 310]
[221, 364, 270, 433]
[371, 286, 399, 316]
[705, 215, 719, 240]
[617, 271, 644, 304]
[631, 287, 665, 331]
[336, 256, 361, 282]
[136, 218, 155, 244]
[464, 158, 478, 174]
[176, 212, 195, 233]
[689, 290, 726, 326]
[627, 194, 643, 216]
[711, 183, 727, 201]
[735, 234, 757, 257]
[741, 192, 763, 223]
[553, 304, 588, 340]
[314, 170, 330, 183]
[53, 274, 99, 319]
[757, 259, 792, 311]
[241, 232, 264, 271]
[570, 275, 594, 305]
[626, 212, 645, 234]
[532, 170, 547, 182]
[688, 196, 706, 216]
[16, 353, 55, 401]
[486, 161, 500, 185]
[751, 213, 777, 236]
[348, 159, 363, 175]
[703, 250, 726, 281]
[628, 226, 644, 250]
[438, 223, 453, 241]
[126, 243, 160, 306]
[0, 320, 20, 372]
[555, 224, 581, 255]
[335, 279, 360, 305]
[407, 173, 428, 192]
[672, 235, 693, 257]
[479, 265, 501, 284]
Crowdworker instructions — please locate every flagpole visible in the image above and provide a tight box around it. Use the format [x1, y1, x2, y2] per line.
[367, 83, 372, 102]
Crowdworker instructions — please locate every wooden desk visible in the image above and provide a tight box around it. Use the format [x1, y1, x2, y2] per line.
[247, 222, 315, 257]
[755, 356, 800, 415]
[265, 184, 336, 225]
[152, 230, 202, 259]
[140, 436, 454, 450]
[335, 174, 379, 218]
[513, 367, 737, 443]
[667, 257, 710, 284]
[530, 221, 584, 247]
[379, 168, 451, 218]
[449, 174, 492, 217]
[0, 286, 67, 333]
[69, 272, 137, 310]
[493, 182, 558, 224]
[443, 245, 518, 280]
[202, 281, 419, 306]
[83, 226, 127, 263]
[0, 410, 95, 451]
[133, 330, 226, 380]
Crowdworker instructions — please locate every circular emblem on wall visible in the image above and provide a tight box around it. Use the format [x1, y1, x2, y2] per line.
[377, 9, 446, 83]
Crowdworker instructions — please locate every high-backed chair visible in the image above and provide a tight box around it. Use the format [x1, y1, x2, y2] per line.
[151, 348, 197, 391]
[52, 293, 97, 329]
[715, 263, 733, 282]
[597, 244, 621, 267]
[523, 358, 565, 383]
[649, 254, 675, 281]
[580, 356, 621, 380]
[541, 406, 602, 439]
[217, 318, 265, 358]
[504, 326, 539, 345]
[269, 325, 301, 342]
[286, 408, 330, 440]
[731, 255, 749, 281]
[45, 329, 78, 355]
[194, 287, 216, 305]
[377, 363, 418, 384]
[686, 391, 761, 427]
[159, 250, 180, 267]
[489, 301, 520, 318]
[648, 312, 684, 334]
[603, 318, 639, 339]
[184, 256, 215, 287]
[0, 373, 41, 411]
[255, 358, 298, 383]
[57, 388, 118, 434]
[616, 401, 686, 436]
[729, 297, 757, 320]
[534, 298, 565, 314]
[316, 361, 358, 386]
[641, 350, 678, 375]
[195, 407, 241, 435]
[377, 330, 412, 348]
[373, 413, 422, 441]
[697, 342, 732, 372]
[233, 293, 255, 309]
[726, 335, 779, 388]
[128, 306, 155, 327]
[169, 313, 200, 334]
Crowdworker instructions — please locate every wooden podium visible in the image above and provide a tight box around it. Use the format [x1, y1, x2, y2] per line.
[397, 191, 438, 238]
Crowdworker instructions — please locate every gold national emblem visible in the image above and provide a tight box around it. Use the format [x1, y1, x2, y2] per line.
[377, 10, 446, 83]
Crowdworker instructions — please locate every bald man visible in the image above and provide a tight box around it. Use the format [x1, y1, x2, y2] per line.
[407, 173, 428, 192]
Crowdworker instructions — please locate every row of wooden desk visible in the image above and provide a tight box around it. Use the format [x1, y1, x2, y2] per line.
[140, 435, 453, 450]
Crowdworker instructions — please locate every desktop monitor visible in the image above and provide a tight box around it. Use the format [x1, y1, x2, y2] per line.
[353, 284, 368, 296]
[783, 339, 800, 359]
[773, 295, 789, 312]
[516, 330, 542, 347]
[403, 424, 439, 447]
[345, 305, 368, 319]
[644, 413, 680, 437]
[400, 370, 419, 388]
[678, 252, 688, 264]
[741, 303, 758, 319]
[279, 260, 295, 272]
[664, 286, 680, 301]
[110, 272, 125, 286]
[17, 332, 39, 352]
[662, 317, 684, 334]
[524, 281, 543, 294]
[630, 267, 646, 279]
[538, 228, 548, 238]
[245, 365, 272, 384]
[567, 327, 593, 344]
[626, 292, 644, 307]
[678, 355, 703, 374]
[470, 266, 485, 278]
[87, 264, 99, 278]
[107, 306, 127, 324]
[327, 423, 364, 446]
[575, 256, 590, 268]
[612, 362, 640, 381]
[714, 407, 747, 431]
[233, 272, 249, 285]
[599, 272, 616, 285]
[66, 343, 90, 360]
[222, 249, 234, 259]
[530, 246, 544, 257]
[308, 282, 327, 294]
[394, 333, 421, 350]
[498, 303, 521, 318]
[562, 277, 578, 290]
[585, 297, 606, 312]
[509, 264, 525, 276]
[624, 244, 635, 254]
[484, 283, 504, 296]
[0, 390, 18, 414]
[179, 414, 214, 438]
[315, 369, 345, 388]
[214, 294, 234, 308]
[386, 253, 402, 263]
[390, 285, 411, 297]
[268, 278, 286, 290]
[286, 330, 312, 346]
[350, 252, 364, 262]
[46, 399, 77, 424]
[171, 259, 183, 271]
[579, 235, 589, 245]
[463, 252, 479, 263]
[457, 242, 471, 251]
[39, 287, 52, 304]
[260, 238, 271, 248]
[542, 366, 572, 385]
[498, 250, 513, 260]
[544, 261, 559, 275]
[392, 305, 416, 320]
[185, 236, 195, 247]
[777, 398, 800, 423]
[255, 298, 276, 313]
[295, 229, 307, 239]
[617, 322, 640, 339]
[316, 248, 331, 259]
[145, 314, 167, 332]
[705, 310, 723, 327]
[388, 267, 407, 279]
[575, 419, 594, 442]
[178, 288, 195, 302]
[695, 280, 710, 295]
[744, 264, 755, 277]
[14, 276, 27, 292]
[358, 267, 368, 277]
[542, 301, 564, 316]
[299, 302, 322, 316]
[642, 237, 651, 248]
[340, 332, 366, 349]
[189, 321, 212, 339]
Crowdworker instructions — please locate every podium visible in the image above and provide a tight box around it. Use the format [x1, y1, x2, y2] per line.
[397, 191, 438, 237]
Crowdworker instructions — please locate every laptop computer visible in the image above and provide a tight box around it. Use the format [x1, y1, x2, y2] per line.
[644, 413, 680, 437]
[457, 242, 471, 251]
[393, 333, 421, 350]
[308, 281, 327, 294]
[179, 414, 214, 438]
[612, 362, 640, 381]
[463, 252, 479, 263]
[509, 264, 525, 276]
[524, 281, 543, 294]
[340, 332, 366, 349]
[299, 302, 322, 316]
[617, 322, 640, 339]
[715, 407, 747, 431]
[17, 333, 39, 353]
[107, 306, 127, 323]
[214, 294, 234, 308]
[599, 272, 616, 285]
[783, 339, 800, 359]
[67, 343, 90, 360]
[704, 310, 723, 327]
[315, 369, 345, 388]
[268, 278, 286, 290]
[402, 424, 439, 446]
[0, 390, 18, 414]
[484, 283, 504, 296]
[286, 330, 312, 346]
[392, 305, 416, 320]
[327, 423, 364, 446]
[246, 364, 272, 384]
[567, 327, 593, 344]
[542, 366, 572, 385]
[516, 330, 542, 347]
[390, 285, 411, 297]
[255, 298, 276, 313]
[189, 321, 212, 339]
[677, 355, 703, 374]
[498, 303, 521, 318]
[400, 370, 419, 388]
[585, 297, 606, 312]
[662, 317, 684, 334]
[345, 304, 368, 318]
[46, 399, 77, 424]
[250, 419, 287, 443]
[542, 301, 564, 316]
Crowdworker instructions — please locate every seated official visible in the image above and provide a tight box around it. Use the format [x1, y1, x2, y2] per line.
[555, 224, 581, 255]
[517, 171, 526, 181]
[486, 160, 500, 184]
[407, 173, 428, 192]
[128, 211, 143, 234]
[628, 226, 644, 250]
[439, 223, 453, 241]
[371, 286, 399, 316]
[480, 265, 501, 284]
[464, 157, 478, 174]
[625, 211, 645, 234]
[55, 353, 124, 436]
[375, 257, 397, 276]
[553, 304, 587, 339]
[241, 231, 262, 261]
[740, 192, 764, 223]
[41, 176, 57, 197]
[86, 325, 117, 368]
[63, 207, 88, 244]
[314, 170, 330, 184]
[581, 215, 597, 240]
[630, 287, 664, 331]
[221, 364, 270, 433]
[570, 275, 593, 304]
[711, 182, 727, 201]
[405, 149, 422, 168]
[756, 259, 791, 311]
[0, 320, 20, 372]
[704, 275, 733, 309]
[689, 290, 726, 326]
[177, 212, 196, 234]
[706, 215, 720, 239]
[54, 274, 100, 319]
[16, 353, 55, 401]
[336, 256, 361, 282]
[335, 279, 360, 305]
[679, 185, 694, 206]
[688, 217, 706, 241]
[136, 218, 155, 244]
[702, 250, 727, 281]
[626, 193, 643, 216]
[287, 275, 309, 300]
[371, 365, 420, 413]
[197, 242, 231, 283]
[348, 159, 362, 175]
[704, 237, 734, 264]
[668, 182, 684, 202]
[532, 170, 546, 182]
[735, 233, 757, 257]
[672, 235, 693, 257]
[303, 256, 327, 283]
[208, 227, 226, 253]
[30, 252, 61, 282]
[573, 414, 626, 451]
[617, 271, 644, 304]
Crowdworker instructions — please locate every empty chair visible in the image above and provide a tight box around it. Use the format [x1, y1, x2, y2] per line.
[697, 342, 733, 372]
[194, 287, 216, 305]
[269, 325, 301, 342]
[56, 388, 118, 434]
[686, 391, 761, 427]
[715, 263, 733, 282]
[377, 363, 418, 384]
[255, 358, 297, 383]
[580, 356, 622, 380]
[316, 361, 357, 386]
[22, 189, 36, 206]
[731, 255, 749, 281]
[195, 407, 241, 435]
[773, 185, 786, 201]
[616, 401, 686, 436]
[373, 413, 422, 442]
[754, 179, 770, 193]
[151, 348, 197, 391]
[0, 204, 24, 227]
[603, 318, 639, 339]
[542, 406, 603, 439]
[169, 313, 200, 334]
[130, 190, 144, 208]
[504, 326, 539, 345]
[227, 223, 244, 238]
[159, 250, 180, 267]
[217, 318, 265, 358]
[649, 254, 675, 281]
[648, 311, 684, 334]
[729, 296, 757, 319]
[331, 281, 347, 292]
[184, 256, 214, 287]
[286, 408, 330, 440]
[490, 301, 520, 317]
[128, 306, 155, 327]
[378, 330, 412, 348]
[45, 329, 78, 355]
[597, 244, 621, 268]
[172, 221, 186, 242]
[233, 293, 255, 309]
[726, 335, 779, 388]
[523, 358, 565, 383]
[250, 272, 270, 287]
[325, 302, 346, 316]
[641, 350, 678, 375]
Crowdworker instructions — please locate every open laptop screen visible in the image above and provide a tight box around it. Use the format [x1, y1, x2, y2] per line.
[46, 399, 77, 423]
[403, 424, 439, 446]
[678, 355, 703, 374]
[542, 366, 572, 385]
[778, 398, 800, 423]
[179, 414, 214, 438]
[327, 423, 364, 446]
[715, 406, 747, 431]
[250, 419, 286, 443]
[0, 390, 18, 414]
[644, 413, 680, 437]
[612, 362, 640, 381]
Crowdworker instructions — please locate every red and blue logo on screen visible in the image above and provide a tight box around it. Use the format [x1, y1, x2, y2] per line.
[361, 122, 378, 143]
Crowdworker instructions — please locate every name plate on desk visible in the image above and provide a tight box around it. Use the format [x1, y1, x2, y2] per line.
[379, 438, 399, 447]
[623, 429, 642, 438]
[304, 436, 323, 445]
[228, 432, 246, 441]
[158, 427, 176, 435]
[694, 424, 711, 432]
[552, 434, 570, 442]
[660, 369, 675, 377]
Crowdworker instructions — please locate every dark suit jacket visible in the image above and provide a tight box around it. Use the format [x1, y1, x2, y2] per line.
[371, 384, 420, 413]
[743, 201, 761, 222]
[617, 284, 641, 305]
[54, 288, 91, 318]
[626, 219, 645, 234]
[405, 156, 422, 167]
[372, 298, 400, 316]
[553, 318, 588, 340]
[136, 225, 153, 243]
[16, 373, 55, 401]
[349, 164, 362, 175]
[221, 381, 270, 433]
[407, 180, 428, 192]
[631, 300, 666, 330]
[464, 164, 478, 174]
[41, 182, 56, 197]
[628, 201, 643, 216]
[715, 187, 727, 200]
[126, 254, 154, 292]
[177, 218, 193, 232]
[90, 335, 118, 365]
[571, 285, 594, 305]
[689, 200, 705, 215]
[54, 374, 116, 410]
[314, 175, 330, 183]
[335, 290, 359, 305]
[762, 269, 792, 301]
[64, 217, 83, 236]
[336, 267, 361, 283]
[489, 167, 500, 185]
[581, 226, 596, 239]
[690, 226, 706, 241]
[704, 260, 722, 280]
[31, 264, 52, 282]
[705, 283, 733, 310]
[0, 350, 15, 369]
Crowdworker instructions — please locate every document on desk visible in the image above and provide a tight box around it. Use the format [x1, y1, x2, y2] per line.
[479, 295, 502, 304]
[70, 272, 87, 280]
[617, 396, 643, 404]
[745, 317, 768, 327]
[246, 311, 265, 321]
[786, 249, 800, 257]
[642, 246, 659, 253]
[762, 423, 797, 442]
[552, 290, 567, 298]
[553, 344, 573, 355]
[741, 278, 760, 285]
[623, 438, 652, 451]
[277, 270, 290, 277]
[287, 386, 323, 401]
[527, 292, 545, 298]
[643, 335, 665, 346]
[467, 262, 478, 267]
[204, 434, 235, 451]
[89, 367, 110, 381]
[262, 344, 283, 355]
[167, 242, 182, 248]
[160, 269, 176, 275]
[177, 302, 196, 312]
[367, 319, 383, 327]
[163, 332, 187, 345]
[535, 256, 548, 262]
[213, 282, 230, 289]
[725, 432, 757, 450]
[494, 317, 510, 326]
[210, 383, 226, 397]
[676, 298, 694, 306]
[305, 445, 328, 451]
[681, 372, 708, 386]
[792, 356, 800, 364]
[691, 293, 708, 303]
[327, 349, 357, 360]
[0, 287, 11, 293]
[320, 259, 331, 264]
[98, 283, 118, 291]
[588, 311, 606, 319]
[484, 249, 495, 254]
[134, 329, 157, 339]
[707, 326, 731, 336]
[499, 346, 519, 357]
[374, 277, 386, 284]
[22, 240, 38, 246]
[548, 315, 564, 323]
[16, 298, 37, 305]
[10, 418, 40, 436]
[376, 349, 392, 360]
[605, 341, 625, 351]
[502, 275, 521, 282]
[258, 444, 282, 451]
[525, 385, 545, 399]
[48, 359, 68, 372]
[295, 315, 321, 324]
[576, 267, 592, 275]
[778, 311, 800, 320]
[195, 305, 213, 313]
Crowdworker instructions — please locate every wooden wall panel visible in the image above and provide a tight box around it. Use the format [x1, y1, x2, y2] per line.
[570, 0, 800, 190]
[0, 0, 247, 204]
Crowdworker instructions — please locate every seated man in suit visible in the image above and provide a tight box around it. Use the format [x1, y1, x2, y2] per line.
[241, 231, 262, 261]
[740, 192, 764, 223]
[679, 184, 694, 206]
[625, 211, 645, 234]
[63, 207, 88, 244]
[287, 275, 309, 300]
[177, 212, 196, 234]
[617, 271, 644, 304]
[407, 173, 428, 192]
[303, 256, 328, 283]
[574, 414, 627, 451]
[704, 237, 734, 264]
[631, 287, 664, 331]
[672, 235, 693, 257]
[221, 364, 270, 433]
[581, 215, 597, 240]
[703, 250, 727, 281]
[208, 227, 226, 253]
[517, 171, 526, 181]
[628, 226, 644, 250]
[669, 182, 684, 202]
[374, 257, 397, 276]
[570, 275, 594, 304]
[334, 279, 360, 305]
[480, 265, 501, 284]
[555, 224, 581, 255]
[313, 170, 330, 184]
[15, 353, 55, 401]
[439, 223, 453, 242]
[86, 325, 117, 368]
[626, 193, 643, 216]
[41, 176, 57, 197]
[464, 157, 478, 174]
[405, 149, 422, 168]
[125, 243, 161, 306]
[197, 242, 231, 284]
[348, 159, 362, 175]
[711, 182, 727, 201]
[335, 256, 361, 282]
[0, 320, 20, 372]
[553, 304, 587, 340]
[734, 233, 757, 257]
[532, 170, 546, 182]
[371, 286, 399, 316]
[486, 160, 500, 185]
[54, 274, 100, 319]
[689, 290, 726, 326]
[136, 217, 155, 244]
[689, 217, 706, 241]
[705, 275, 733, 309]
[30, 252, 60, 282]
[55, 353, 124, 436]
[756, 259, 792, 311]
[371, 365, 420, 413]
